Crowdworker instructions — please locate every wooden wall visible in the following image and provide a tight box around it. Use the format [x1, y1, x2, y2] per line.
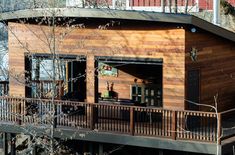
[98, 69, 138, 100]
[8, 21, 185, 110]
[185, 29, 235, 112]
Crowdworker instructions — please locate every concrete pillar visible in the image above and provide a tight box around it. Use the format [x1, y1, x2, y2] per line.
[98, 144, 103, 155]
[159, 150, 163, 155]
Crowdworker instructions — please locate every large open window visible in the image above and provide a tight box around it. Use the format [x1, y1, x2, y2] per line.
[97, 57, 163, 107]
[25, 54, 86, 101]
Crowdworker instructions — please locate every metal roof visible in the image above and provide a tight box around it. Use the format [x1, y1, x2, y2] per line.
[1, 8, 235, 42]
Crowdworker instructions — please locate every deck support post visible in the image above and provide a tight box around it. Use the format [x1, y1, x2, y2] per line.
[159, 150, 164, 155]
[10, 133, 16, 155]
[88, 142, 93, 155]
[217, 113, 222, 155]
[3, 132, 8, 155]
[98, 143, 103, 155]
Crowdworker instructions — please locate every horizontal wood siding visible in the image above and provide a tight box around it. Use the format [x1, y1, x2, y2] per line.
[99, 69, 136, 100]
[8, 22, 185, 110]
[185, 30, 235, 111]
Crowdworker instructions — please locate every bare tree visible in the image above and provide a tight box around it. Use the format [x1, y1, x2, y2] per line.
[168, 0, 172, 13]
[161, 0, 165, 13]
[0, 1, 89, 154]
[0, 1, 127, 154]
[185, 95, 222, 155]
[174, 0, 177, 13]
[184, 0, 189, 13]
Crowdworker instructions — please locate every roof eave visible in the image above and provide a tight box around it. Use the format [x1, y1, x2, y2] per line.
[1, 8, 235, 42]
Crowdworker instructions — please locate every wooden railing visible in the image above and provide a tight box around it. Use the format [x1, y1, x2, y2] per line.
[0, 81, 9, 96]
[177, 111, 218, 142]
[31, 80, 64, 99]
[0, 96, 220, 143]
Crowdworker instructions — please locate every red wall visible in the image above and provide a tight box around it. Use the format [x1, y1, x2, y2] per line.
[199, 0, 235, 10]
[129, 0, 235, 11]
[130, 0, 195, 6]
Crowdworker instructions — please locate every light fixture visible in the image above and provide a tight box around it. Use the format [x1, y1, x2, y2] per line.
[190, 47, 198, 62]
[191, 27, 197, 33]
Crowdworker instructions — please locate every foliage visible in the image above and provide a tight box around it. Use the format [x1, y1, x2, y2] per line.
[221, 0, 235, 15]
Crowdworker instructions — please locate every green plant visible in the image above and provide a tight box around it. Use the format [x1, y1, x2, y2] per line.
[221, 0, 235, 15]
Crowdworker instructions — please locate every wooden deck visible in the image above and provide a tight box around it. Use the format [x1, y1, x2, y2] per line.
[0, 96, 229, 144]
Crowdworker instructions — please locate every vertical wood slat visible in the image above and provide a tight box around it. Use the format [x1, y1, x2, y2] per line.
[16, 98, 21, 125]
[171, 111, 176, 140]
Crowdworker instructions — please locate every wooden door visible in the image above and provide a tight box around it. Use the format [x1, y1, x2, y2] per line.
[144, 85, 162, 107]
[67, 61, 86, 101]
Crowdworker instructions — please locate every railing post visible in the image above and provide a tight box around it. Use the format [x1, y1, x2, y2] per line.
[130, 107, 134, 136]
[90, 104, 95, 130]
[218, 113, 222, 145]
[16, 99, 22, 125]
[171, 110, 177, 140]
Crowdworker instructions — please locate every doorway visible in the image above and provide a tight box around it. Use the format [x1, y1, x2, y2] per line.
[66, 61, 86, 101]
[25, 55, 86, 101]
[96, 56, 163, 107]
[187, 69, 200, 110]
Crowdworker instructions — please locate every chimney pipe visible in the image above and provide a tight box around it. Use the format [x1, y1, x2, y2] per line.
[213, 0, 220, 25]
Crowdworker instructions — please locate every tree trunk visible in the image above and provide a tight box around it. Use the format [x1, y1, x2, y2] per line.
[174, 0, 177, 13]
[184, 0, 189, 14]
[168, 0, 172, 13]
[161, 0, 165, 12]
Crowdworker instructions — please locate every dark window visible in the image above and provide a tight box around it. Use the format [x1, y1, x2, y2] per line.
[131, 84, 162, 107]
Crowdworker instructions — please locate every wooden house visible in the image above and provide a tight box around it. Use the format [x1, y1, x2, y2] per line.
[6, 9, 235, 112]
[1, 8, 235, 155]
